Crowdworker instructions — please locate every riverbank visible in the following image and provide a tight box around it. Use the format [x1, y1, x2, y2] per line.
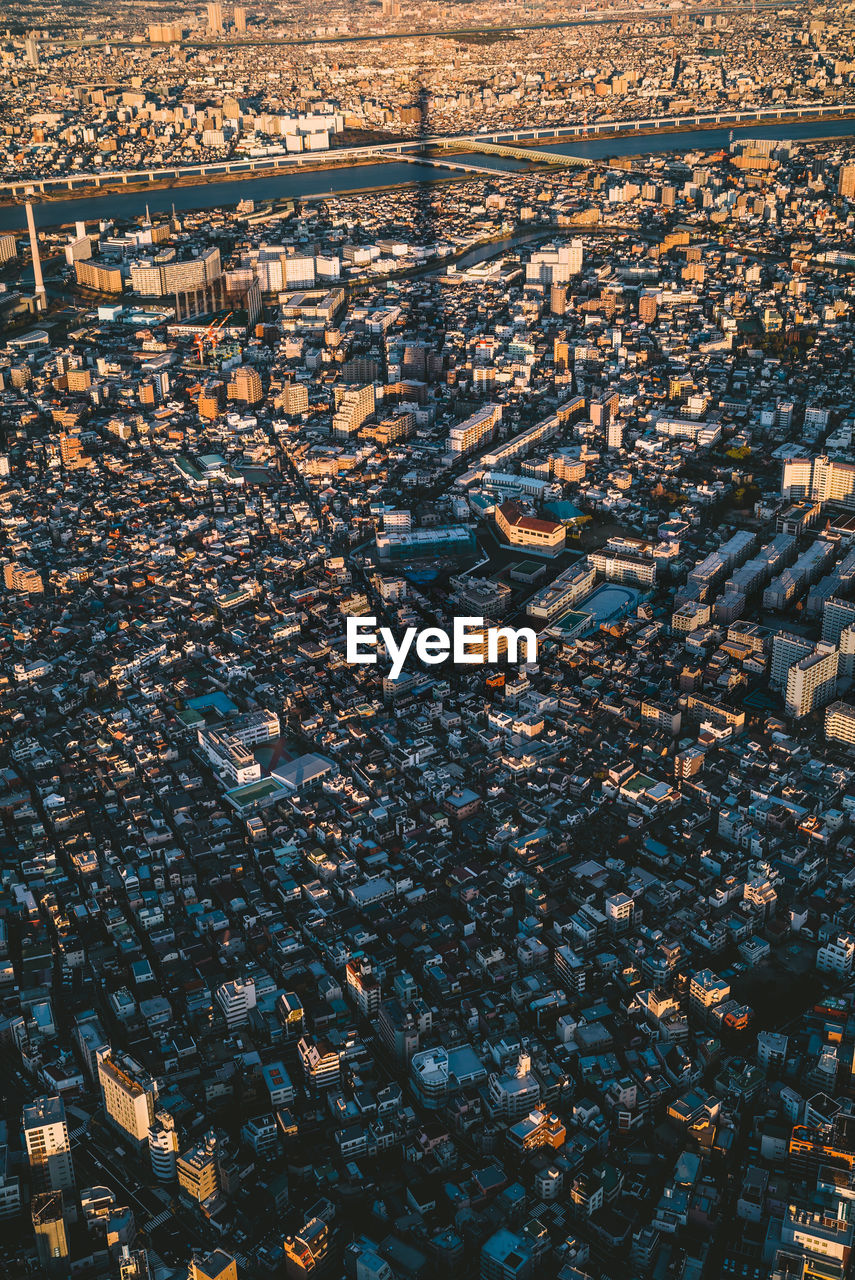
[3, 112, 854, 234]
[8, 109, 854, 215]
[0, 153, 404, 211]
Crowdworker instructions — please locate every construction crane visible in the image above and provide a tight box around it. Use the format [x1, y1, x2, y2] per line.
[194, 311, 234, 365]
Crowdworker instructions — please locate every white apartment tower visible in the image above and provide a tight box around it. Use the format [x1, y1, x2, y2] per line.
[22, 1096, 75, 1195]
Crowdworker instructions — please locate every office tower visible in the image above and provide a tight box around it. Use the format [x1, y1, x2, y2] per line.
[606, 419, 623, 451]
[25, 202, 45, 305]
[22, 1097, 75, 1196]
[233, 5, 246, 32]
[97, 1048, 157, 1148]
[32, 1191, 69, 1273]
[148, 1111, 178, 1181]
[191, 1251, 239, 1280]
[24, 35, 39, 68]
[839, 164, 855, 198]
[0, 234, 16, 264]
[206, 2, 224, 31]
[550, 284, 567, 316]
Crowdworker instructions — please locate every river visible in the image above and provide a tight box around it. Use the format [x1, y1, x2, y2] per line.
[3, 116, 854, 233]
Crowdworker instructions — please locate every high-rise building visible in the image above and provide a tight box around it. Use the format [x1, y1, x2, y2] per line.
[550, 285, 567, 316]
[826, 699, 855, 746]
[345, 956, 381, 1017]
[75, 259, 123, 293]
[215, 977, 256, 1029]
[4, 562, 44, 593]
[177, 1131, 222, 1205]
[207, 2, 224, 31]
[59, 431, 85, 466]
[97, 1049, 158, 1148]
[332, 384, 375, 438]
[525, 240, 583, 285]
[446, 403, 503, 455]
[148, 1110, 178, 1181]
[782, 455, 855, 509]
[227, 366, 263, 405]
[32, 1191, 69, 1273]
[839, 164, 855, 198]
[298, 1035, 341, 1091]
[639, 292, 658, 323]
[606, 419, 624, 451]
[22, 1097, 75, 1196]
[0, 234, 17, 264]
[233, 6, 246, 32]
[770, 631, 814, 689]
[276, 382, 309, 416]
[785, 643, 839, 720]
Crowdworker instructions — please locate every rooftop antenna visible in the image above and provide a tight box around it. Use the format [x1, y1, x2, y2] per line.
[25, 201, 45, 308]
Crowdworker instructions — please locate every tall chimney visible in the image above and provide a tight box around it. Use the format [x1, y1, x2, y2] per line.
[25, 202, 45, 306]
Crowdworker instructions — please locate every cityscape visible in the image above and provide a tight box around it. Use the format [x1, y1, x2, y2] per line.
[5, 2, 855, 1280]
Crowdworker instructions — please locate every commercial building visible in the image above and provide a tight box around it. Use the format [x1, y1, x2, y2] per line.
[97, 1049, 158, 1148]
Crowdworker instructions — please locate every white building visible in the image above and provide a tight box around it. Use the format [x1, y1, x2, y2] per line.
[785, 643, 839, 720]
[148, 1111, 178, 1181]
[487, 1052, 541, 1121]
[215, 977, 257, 1029]
[22, 1096, 75, 1195]
[817, 934, 855, 979]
